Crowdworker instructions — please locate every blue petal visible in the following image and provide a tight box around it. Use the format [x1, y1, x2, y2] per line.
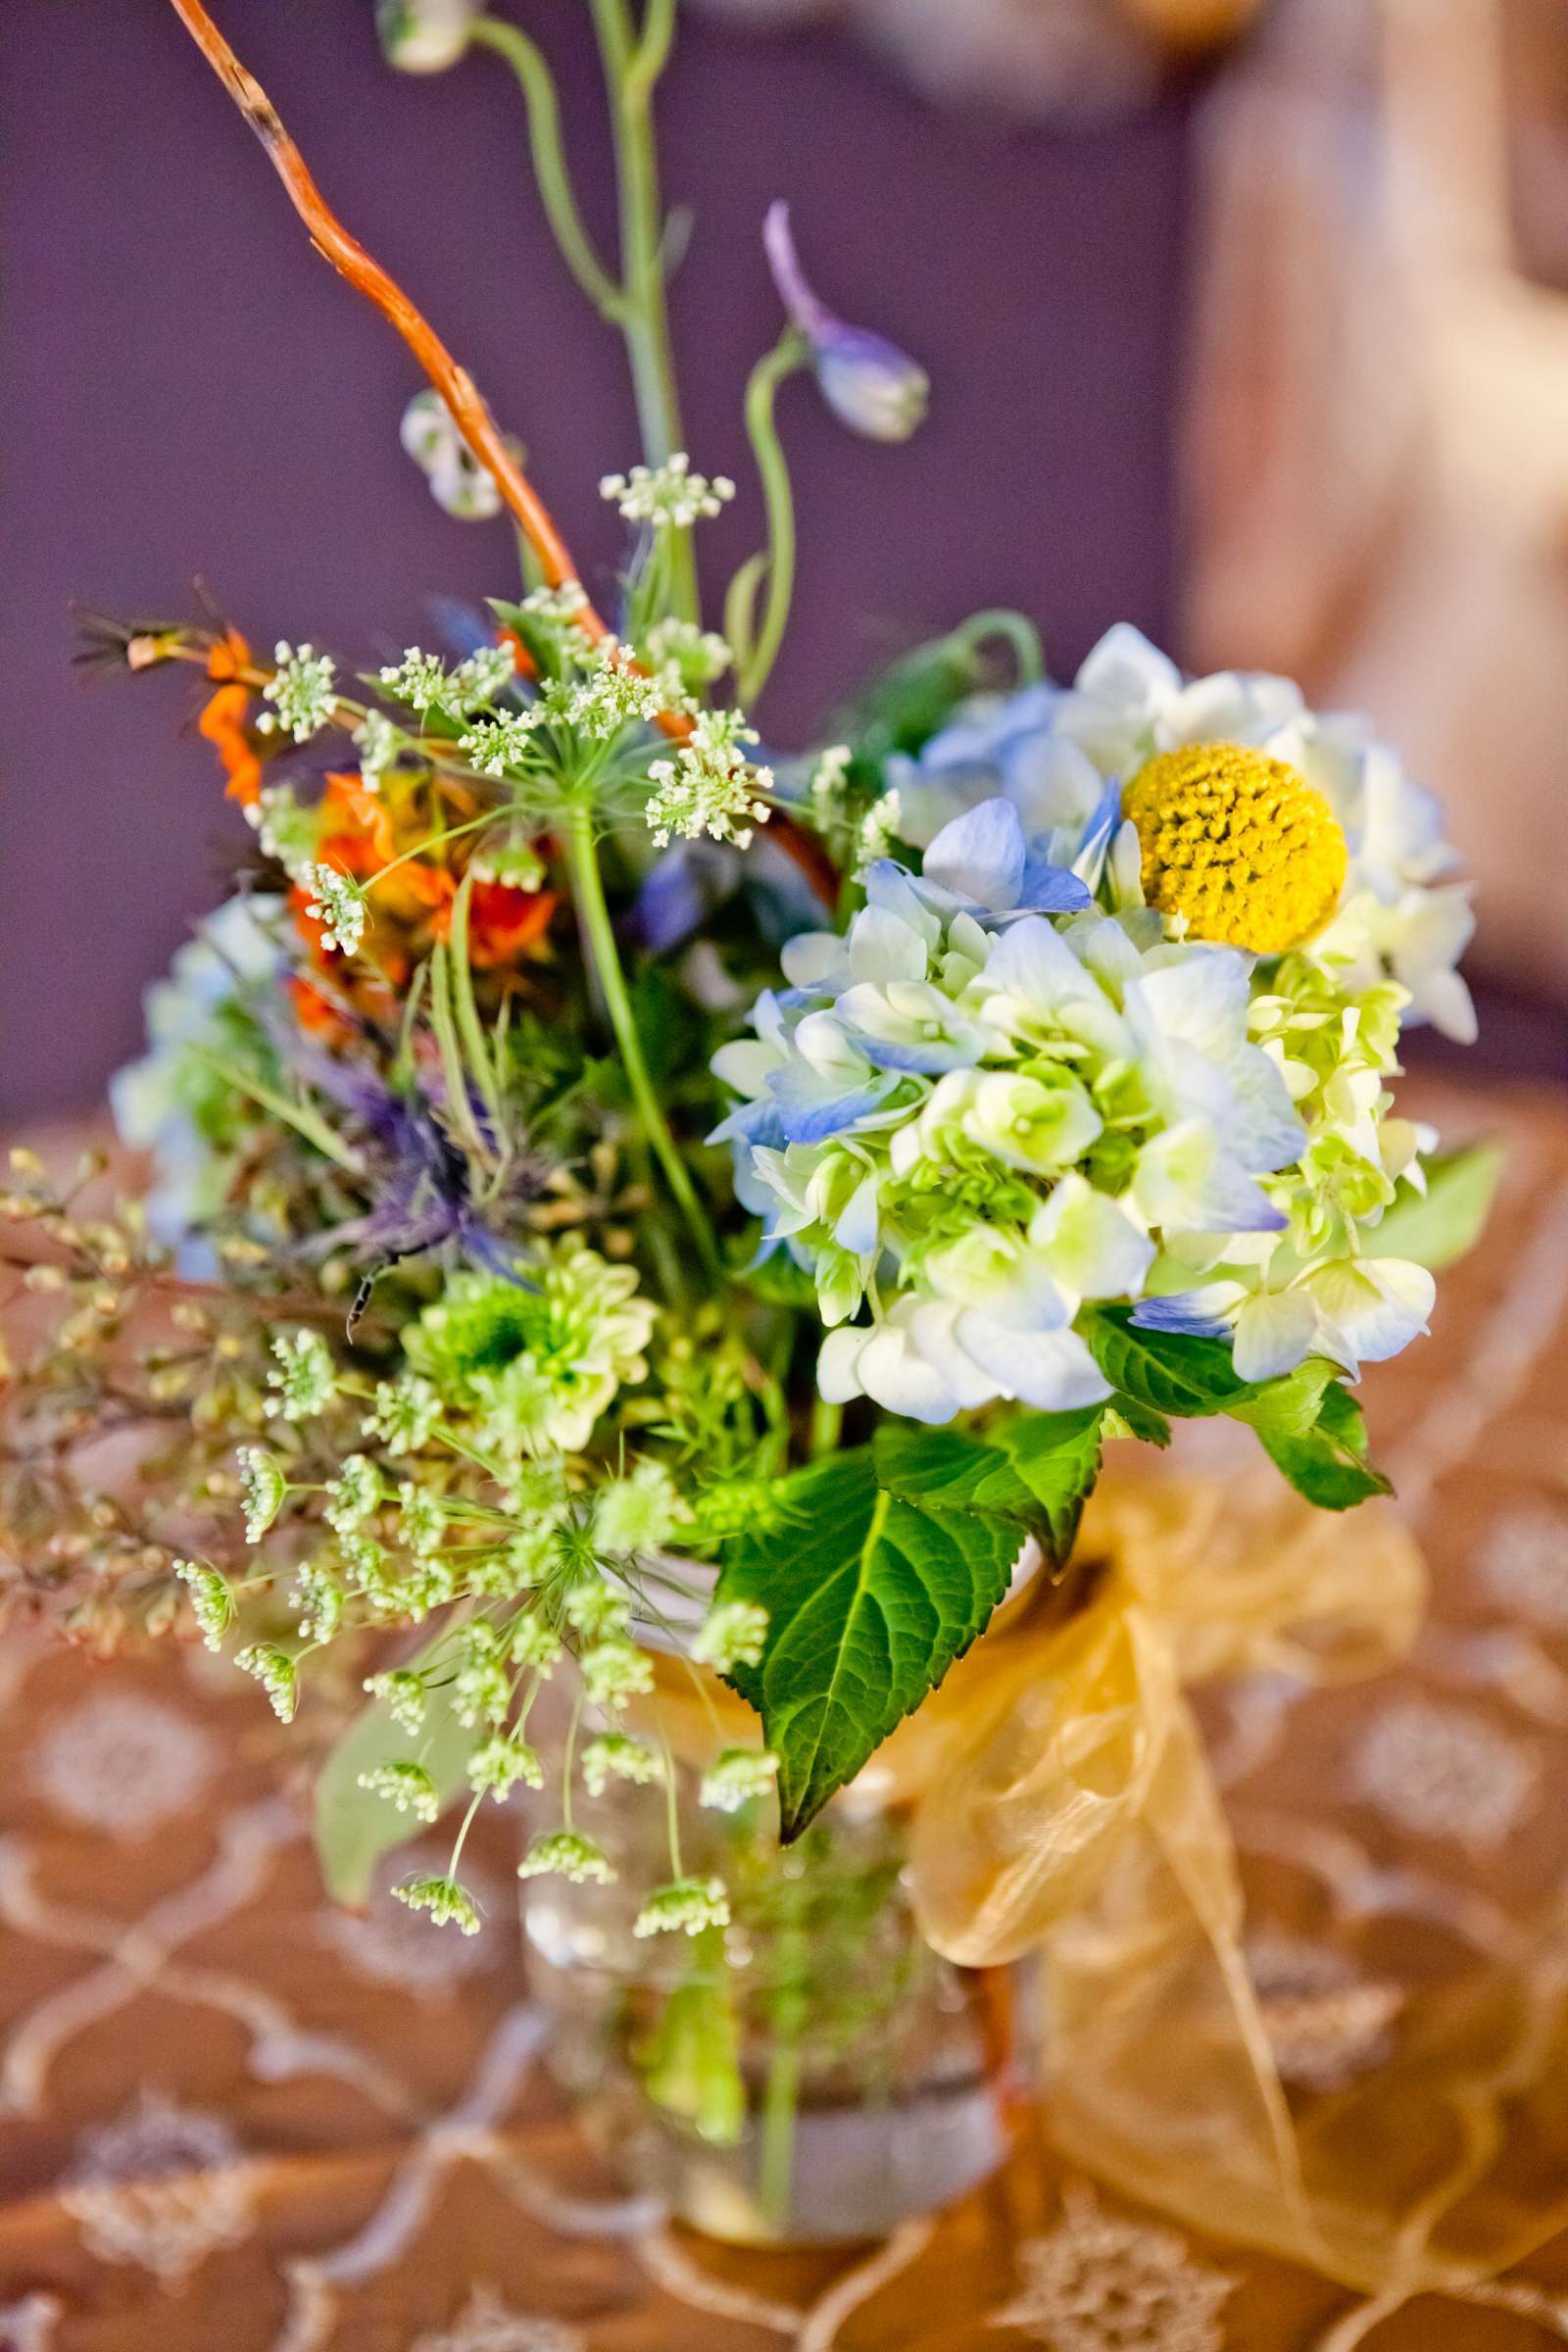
[770, 1067, 889, 1145]
[707, 1096, 787, 1150]
[923, 798, 1026, 911]
[1130, 1295, 1236, 1339]
[1077, 781, 1123, 864]
[1016, 858, 1093, 913]
[843, 1026, 976, 1075]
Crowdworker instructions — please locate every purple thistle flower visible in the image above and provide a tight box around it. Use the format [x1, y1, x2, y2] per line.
[762, 202, 929, 444]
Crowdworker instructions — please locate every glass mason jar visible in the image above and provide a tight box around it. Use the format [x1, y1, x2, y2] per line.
[520, 1764, 1026, 2246]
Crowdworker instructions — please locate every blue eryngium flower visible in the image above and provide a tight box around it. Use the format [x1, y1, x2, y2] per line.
[763, 202, 929, 443]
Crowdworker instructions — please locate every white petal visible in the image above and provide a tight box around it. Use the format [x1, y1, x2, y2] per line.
[1231, 1288, 1319, 1383]
[1029, 1174, 1155, 1301]
[848, 903, 928, 987]
[858, 1321, 963, 1422]
[1308, 1257, 1435, 1372]
[816, 1326, 869, 1404]
[1073, 622, 1182, 710]
[953, 1315, 1110, 1412]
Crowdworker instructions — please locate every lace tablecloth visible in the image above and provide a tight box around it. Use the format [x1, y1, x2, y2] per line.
[4, 1080, 1568, 2350]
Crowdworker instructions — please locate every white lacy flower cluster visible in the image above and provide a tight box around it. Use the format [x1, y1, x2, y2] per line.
[714, 627, 1470, 1422]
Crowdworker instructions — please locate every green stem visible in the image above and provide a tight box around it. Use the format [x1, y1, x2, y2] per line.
[564, 798, 721, 1282]
[759, 1886, 808, 2235]
[736, 333, 808, 707]
[590, 0, 698, 622]
[470, 18, 628, 322]
[945, 607, 1045, 686]
[808, 1394, 843, 1459]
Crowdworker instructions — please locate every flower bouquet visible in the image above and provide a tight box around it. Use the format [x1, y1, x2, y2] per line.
[2, 0, 1496, 2252]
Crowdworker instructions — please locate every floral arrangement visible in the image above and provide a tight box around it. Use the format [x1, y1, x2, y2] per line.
[2, 0, 1493, 1974]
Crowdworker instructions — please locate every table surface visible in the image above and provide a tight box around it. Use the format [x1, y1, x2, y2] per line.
[4, 1079, 1568, 2351]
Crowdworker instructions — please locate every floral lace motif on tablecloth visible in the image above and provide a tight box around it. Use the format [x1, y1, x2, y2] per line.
[991, 2181, 1236, 2349]
[1477, 1503, 1568, 1634]
[32, 1691, 216, 1837]
[1351, 1693, 1539, 1845]
[59, 2089, 253, 2281]
[412, 2283, 584, 2352]
[1245, 1928, 1404, 2092]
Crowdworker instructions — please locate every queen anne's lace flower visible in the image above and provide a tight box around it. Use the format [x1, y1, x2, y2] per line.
[699, 1747, 778, 1812]
[262, 641, 336, 742]
[645, 710, 773, 849]
[357, 1760, 442, 1821]
[300, 862, 367, 957]
[237, 1446, 288, 1542]
[173, 1559, 233, 1650]
[600, 452, 734, 528]
[393, 1874, 482, 1935]
[692, 1599, 768, 1674]
[517, 1830, 616, 1885]
[580, 1732, 663, 1795]
[634, 1874, 730, 1938]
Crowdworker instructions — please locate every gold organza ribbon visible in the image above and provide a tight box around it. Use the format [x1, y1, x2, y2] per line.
[656, 1468, 1568, 2293]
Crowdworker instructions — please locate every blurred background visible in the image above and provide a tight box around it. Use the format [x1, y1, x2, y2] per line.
[4, 0, 1565, 1120]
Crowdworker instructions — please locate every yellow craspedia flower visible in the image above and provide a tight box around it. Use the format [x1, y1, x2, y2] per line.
[1123, 742, 1348, 953]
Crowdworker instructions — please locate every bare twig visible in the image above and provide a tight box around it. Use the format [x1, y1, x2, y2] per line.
[166, 0, 598, 622]
[162, 0, 841, 903]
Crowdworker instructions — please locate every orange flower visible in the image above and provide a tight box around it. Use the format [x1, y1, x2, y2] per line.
[317, 772, 396, 874]
[206, 626, 250, 684]
[466, 879, 559, 967]
[288, 974, 354, 1044]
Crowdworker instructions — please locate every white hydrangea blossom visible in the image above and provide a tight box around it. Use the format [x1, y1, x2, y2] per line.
[715, 625, 1469, 1422]
[600, 452, 735, 528]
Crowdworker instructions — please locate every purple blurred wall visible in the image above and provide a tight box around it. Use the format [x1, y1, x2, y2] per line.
[1, 0, 1194, 1118]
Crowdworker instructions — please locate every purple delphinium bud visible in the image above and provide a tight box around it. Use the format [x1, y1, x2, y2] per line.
[762, 201, 929, 443]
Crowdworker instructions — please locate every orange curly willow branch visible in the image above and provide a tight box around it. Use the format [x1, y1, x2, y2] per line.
[164, 0, 841, 903]
[165, 0, 599, 620]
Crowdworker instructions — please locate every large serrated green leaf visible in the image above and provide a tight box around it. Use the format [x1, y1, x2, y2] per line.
[314, 1632, 472, 1904]
[873, 1408, 1104, 1568]
[1081, 1307, 1252, 1417]
[1249, 1381, 1393, 1511]
[716, 1449, 1021, 1839]
[1372, 1144, 1502, 1271]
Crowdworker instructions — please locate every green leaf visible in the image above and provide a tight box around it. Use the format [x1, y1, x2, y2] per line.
[1081, 1307, 1252, 1418]
[717, 1449, 1021, 1840]
[872, 1407, 1105, 1568]
[1372, 1144, 1502, 1271]
[1226, 1356, 1339, 1441]
[1249, 1380, 1393, 1511]
[1104, 1394, 1173, 1448]
[313, 1635, 472, 1904]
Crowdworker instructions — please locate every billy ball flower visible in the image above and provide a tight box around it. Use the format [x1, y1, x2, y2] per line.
[763, 201, 928, 443]
[1122, 744, 1348, 955]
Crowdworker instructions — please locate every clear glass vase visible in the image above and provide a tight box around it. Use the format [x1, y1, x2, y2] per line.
[520, 1769, 1024, 2246]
